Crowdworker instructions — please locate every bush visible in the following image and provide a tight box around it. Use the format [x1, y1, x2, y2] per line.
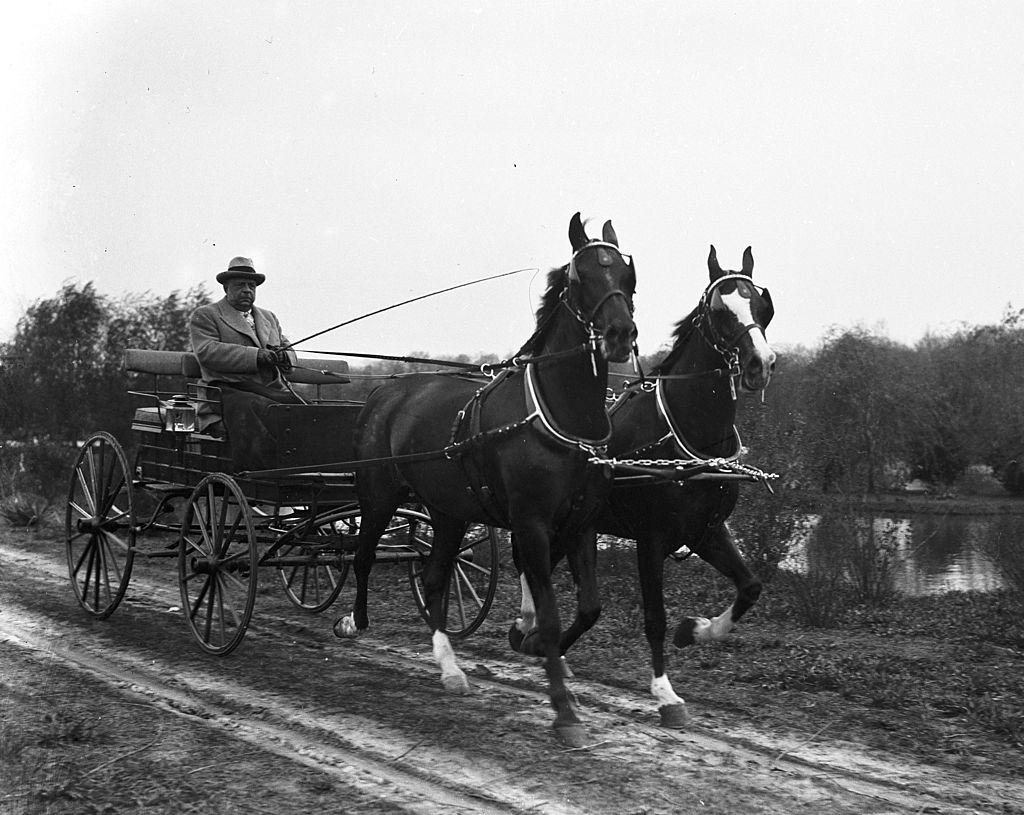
[978, 515, 1024, 599]
[729, 483, 808, 584]
[0, 493, 53, 527]
[775, 565, 851, 628]
[0, 440, 75, 526]
[814, 496, 903, 605]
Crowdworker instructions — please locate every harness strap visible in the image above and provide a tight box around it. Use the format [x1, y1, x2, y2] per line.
[523, 363, 611, 455]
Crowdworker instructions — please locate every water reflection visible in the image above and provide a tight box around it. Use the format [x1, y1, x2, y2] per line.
[784, 512, 1009, 596]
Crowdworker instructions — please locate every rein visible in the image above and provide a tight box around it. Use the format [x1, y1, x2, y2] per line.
[247, 240, 631, 478]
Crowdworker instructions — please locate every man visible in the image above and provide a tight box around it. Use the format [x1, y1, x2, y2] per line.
[189, 256, 301, 470]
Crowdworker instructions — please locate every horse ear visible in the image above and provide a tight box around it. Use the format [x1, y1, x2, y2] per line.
[742, 246, 754, 276]
[569, 212, 589, 251]
[708, 245, 723, 279]
[602, 220, 619, 247]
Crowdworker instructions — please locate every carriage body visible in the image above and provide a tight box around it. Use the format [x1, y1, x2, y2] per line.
[63, 348, 499, 656]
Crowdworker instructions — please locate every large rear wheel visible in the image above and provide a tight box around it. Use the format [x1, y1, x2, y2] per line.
[178, 473, 258, 655]
[405, 513, 500, 639]
[65, 432, 136, 619]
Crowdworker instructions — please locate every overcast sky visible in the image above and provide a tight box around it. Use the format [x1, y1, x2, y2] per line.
[3, 1, 1021, 359]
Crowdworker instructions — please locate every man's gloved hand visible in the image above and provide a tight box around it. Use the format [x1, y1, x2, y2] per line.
[256, 348, 277, 368]
[272, 348, 293, 372]
[262, 345, 293, 372]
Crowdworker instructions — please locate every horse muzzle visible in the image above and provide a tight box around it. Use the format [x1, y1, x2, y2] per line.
[600, 317, 638, 364]
[741, 349, 776, 392]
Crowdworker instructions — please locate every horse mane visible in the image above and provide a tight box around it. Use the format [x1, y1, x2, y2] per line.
[514, 266, 568, 357]
[649, 307, 700, 375]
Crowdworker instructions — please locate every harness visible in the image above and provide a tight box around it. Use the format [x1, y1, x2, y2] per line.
[444, 239, 630, 524]
[607, 273, 772, 468]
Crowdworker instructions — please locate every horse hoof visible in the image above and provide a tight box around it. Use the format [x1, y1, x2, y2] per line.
[553, 723, 589, 749]
[658, 703, 691, 729]
[333, 615, 359, 639]
[441, 673, 471, 694]
[672, 618, 699, 648]
[508, 623, 525, 652]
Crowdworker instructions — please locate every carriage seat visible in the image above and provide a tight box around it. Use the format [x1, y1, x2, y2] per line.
[123, 348, 353, 438]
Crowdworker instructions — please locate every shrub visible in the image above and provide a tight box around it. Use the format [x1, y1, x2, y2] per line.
[815, 496, 903, 605]
[775, 565, 850, 628]
[0, 440, 75, 527]
[978, 515, 1024, 599]
[0, 493, 53, 527]
[729, 483, 808, 584]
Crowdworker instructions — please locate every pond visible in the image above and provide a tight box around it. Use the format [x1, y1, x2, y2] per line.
[597, 510, 1019, 596]
[783, 511, 1016, 596]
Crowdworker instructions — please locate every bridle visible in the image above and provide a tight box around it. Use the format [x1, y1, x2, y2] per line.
[563, 240, 635, 327]
[610, 272, 774, 461]
[695, 274, 773, 364]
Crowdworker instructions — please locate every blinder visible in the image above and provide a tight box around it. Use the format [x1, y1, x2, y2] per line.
[700, 274, 774, 356]
[564, 240, 635, 323]
[705, 275, 773, 332]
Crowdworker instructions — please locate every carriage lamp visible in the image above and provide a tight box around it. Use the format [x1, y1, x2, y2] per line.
[162, 396, 196, 433]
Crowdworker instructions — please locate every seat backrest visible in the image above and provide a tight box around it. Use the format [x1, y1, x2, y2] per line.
[181, 353, 201, 378]
[123, 349, 188, 375]
[125, 349, 351, 385]
[288, 357, 351, 385]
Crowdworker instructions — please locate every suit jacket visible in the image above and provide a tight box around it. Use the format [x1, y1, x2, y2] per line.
[189, 297, 297, 392]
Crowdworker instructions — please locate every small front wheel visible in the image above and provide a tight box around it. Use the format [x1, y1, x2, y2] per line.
[65, 432, 136, 618]
[407, 515, 500, 639]
[275, 507, 355, 612]
[179, 473, 257, 655]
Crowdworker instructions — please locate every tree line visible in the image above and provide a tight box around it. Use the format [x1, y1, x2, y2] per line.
[3, 281, 1024, 495]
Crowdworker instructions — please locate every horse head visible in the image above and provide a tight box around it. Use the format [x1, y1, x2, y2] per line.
[702, 245, 776, 391]
[564, 212, 638, 363]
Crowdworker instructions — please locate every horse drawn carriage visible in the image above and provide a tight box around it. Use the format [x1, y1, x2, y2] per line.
[64, 213, 777, 746]
[65, 347, 500, 656]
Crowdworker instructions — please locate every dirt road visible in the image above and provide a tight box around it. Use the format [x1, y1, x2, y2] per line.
[1, 531, 1019, 814]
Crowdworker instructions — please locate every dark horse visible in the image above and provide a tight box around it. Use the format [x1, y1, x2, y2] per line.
[336, 213, 637, 746]
[514, 245, 775, 728]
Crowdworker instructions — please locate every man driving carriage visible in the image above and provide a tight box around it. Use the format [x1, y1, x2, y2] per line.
[189, 256, 301, 469]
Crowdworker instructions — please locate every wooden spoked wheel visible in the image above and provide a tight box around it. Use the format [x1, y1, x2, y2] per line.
[275, 507, 356, 612]
[178, 473, 258, 656]
[405, 511, 500, 639]
[65, 432, 137, 619]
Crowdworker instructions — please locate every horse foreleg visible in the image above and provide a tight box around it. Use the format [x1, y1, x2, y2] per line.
[554, 528, 601, 678]
[517, 522, 586, 747]
[673, 522, 762, 647]
[637, 534, 690, 728]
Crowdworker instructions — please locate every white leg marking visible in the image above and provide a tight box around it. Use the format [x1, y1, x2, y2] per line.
[691, 604, 736, 643]
[335, 613, 360, 639]
[433, 630, 470, 692]
[515, 573, 536, 635]
[651, 674, 685, 707]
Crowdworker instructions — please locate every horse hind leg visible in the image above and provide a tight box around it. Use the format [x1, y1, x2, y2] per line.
[422, 513, 472, 694]
[333, 490, 403, 639]
[673, 522, 762, 648]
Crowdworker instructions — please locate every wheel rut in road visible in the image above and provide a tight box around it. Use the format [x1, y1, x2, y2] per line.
[1, 539, 1018, 815]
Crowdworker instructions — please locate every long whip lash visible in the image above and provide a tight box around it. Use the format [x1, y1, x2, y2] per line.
[282, 267, 537, 351]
